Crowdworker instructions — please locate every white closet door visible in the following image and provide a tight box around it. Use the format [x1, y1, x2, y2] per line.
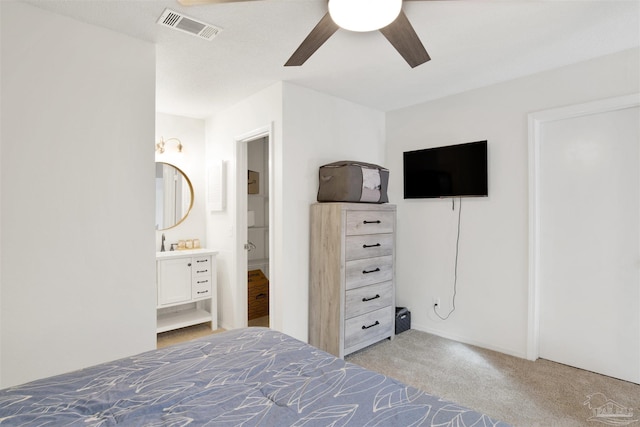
[538, 105, 639, 383]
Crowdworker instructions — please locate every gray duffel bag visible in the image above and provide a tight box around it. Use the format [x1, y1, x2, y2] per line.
[317, 161, 389, 203]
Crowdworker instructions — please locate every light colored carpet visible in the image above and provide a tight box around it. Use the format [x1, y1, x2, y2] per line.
[345, 329, 639, 427]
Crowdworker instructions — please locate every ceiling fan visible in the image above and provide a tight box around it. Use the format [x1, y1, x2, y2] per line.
[177, 0, 433, 68]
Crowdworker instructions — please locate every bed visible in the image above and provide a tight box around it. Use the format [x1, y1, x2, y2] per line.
[0, 327, 510, 426]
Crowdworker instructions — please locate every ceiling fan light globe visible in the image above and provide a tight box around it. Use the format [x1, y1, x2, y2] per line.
[328, 0, 402, 32]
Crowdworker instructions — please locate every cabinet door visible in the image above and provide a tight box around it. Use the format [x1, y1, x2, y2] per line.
[157, 258, 192, 306]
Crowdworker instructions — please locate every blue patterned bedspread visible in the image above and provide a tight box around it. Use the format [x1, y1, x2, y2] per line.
[0, 328, 510, 426]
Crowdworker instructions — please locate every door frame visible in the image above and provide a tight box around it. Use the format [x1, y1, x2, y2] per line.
[526, 93, 640, 361]
[235, 123, 275, 328]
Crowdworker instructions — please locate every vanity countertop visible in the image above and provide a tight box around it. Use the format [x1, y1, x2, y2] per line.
[156, 248, 218, 259]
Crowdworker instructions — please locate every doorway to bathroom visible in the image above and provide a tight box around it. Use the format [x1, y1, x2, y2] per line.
[246, 136, 270, 327]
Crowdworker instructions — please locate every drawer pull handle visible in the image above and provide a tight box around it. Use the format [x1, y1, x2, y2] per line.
[197, 259, 209, 263]
[196, 269, 208, 274]
[363, 243, 381, 248]
[197, 290, 208, 295]
[362, 321, 380, 330]
[256, 293, 267, 300]
[363, 220, 381, 224]
[197, 280, 209, 284]
[362, 268, 380, 274]
[362, 294, 380, 302]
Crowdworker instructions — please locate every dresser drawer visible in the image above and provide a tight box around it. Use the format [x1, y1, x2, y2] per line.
[193, 256, 212, 276]
[345, 234, 393, 261]
[345, 281, 393, 319]
[344, 306, 394, 350]
[192, 279, 212, 300]
[346, 211, 394, 236]
[345, 255, 393, 290]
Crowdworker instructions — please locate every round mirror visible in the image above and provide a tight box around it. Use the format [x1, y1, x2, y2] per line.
[155, 162, 194, 230]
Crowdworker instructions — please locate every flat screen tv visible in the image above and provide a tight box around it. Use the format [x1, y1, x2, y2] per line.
[403, 141, 488, 199]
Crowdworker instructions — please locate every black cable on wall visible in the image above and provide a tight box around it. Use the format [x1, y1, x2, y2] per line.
[434, 197, 461, 320]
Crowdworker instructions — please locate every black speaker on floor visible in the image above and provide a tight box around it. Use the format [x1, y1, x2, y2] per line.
[395, 307, 411, 335]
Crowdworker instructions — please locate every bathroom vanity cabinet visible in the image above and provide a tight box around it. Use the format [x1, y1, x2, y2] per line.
[156, 249, 218, 333]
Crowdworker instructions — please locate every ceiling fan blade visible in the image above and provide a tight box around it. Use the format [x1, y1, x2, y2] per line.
[379, 10, 430, 68]
[178, 0, 260, 5]
[285, 13, 339, 67]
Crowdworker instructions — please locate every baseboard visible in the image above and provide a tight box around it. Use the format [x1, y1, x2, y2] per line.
[411, 322, 527, 360]
[219, 321, 233, 331]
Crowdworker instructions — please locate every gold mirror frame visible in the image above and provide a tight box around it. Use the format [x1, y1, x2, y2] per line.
[155, 162, 194, 231]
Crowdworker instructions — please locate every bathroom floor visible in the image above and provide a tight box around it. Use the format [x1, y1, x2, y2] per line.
[248, 315, 269, 328]
[156, 323, 224, 348]
[156, 318, 269, 348]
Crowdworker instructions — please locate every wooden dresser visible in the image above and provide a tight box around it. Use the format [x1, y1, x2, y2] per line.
[309, 202, 396, 358]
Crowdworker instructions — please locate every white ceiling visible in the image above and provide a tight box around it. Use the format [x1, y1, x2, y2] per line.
[20, 0, 640, 119]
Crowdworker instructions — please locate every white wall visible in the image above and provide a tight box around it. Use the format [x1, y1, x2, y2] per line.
[386, 48, 640, 358]
[155, 113, 207, 251]
[206, 82, 284, 332]
[0, 1, 3, 384]
[206, 82, 385, 342]
[280, 83, 386, 340]
[0, 2, 156, 387]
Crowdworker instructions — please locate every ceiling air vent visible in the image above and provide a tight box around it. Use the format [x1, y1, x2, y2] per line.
[157, 8, 222, 41]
